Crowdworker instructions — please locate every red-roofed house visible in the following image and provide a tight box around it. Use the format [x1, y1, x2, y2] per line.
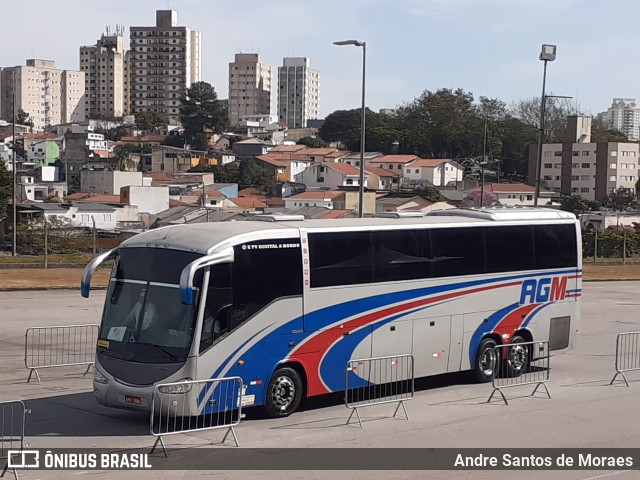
[228, 197, 267, 213]
[283, 191, 345, 209]
[294, 162, 368, 189]
[301, 147, 343, 162]
[120, 135, 167, 147]
[75, 194, 122, 204]
[463, 183, 554, 207]
[256, 153, 314, 182]
[404, 158, 463, 188]
[254, 155, 287, 180]
[365, 166, 401, 190]
[368, 154, 419, 173]
[269, 145, 308, 153]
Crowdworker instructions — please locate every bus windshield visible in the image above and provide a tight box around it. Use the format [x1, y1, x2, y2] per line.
[99, 248, 202, 363]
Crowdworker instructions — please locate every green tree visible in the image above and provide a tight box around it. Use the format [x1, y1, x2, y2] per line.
[510, 96, 582, 143]
[560, 195, 601, 215]
[112, 145, 135, 171]
[135, 112, 166, 134]
[189, 163, 240, 183]
[16, 109, 34, 131]
[602, 188, 638, 211]
[179, 81, 228, 151]
[238, 158, 276, 188]
[396, 88, 478, 158]
[319, 108, 368, 150]
[412, 187, 445, 203]
[0, 161, 11, 219]
[297, 136, 327, 148]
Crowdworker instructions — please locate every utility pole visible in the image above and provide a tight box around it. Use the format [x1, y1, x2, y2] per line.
[43, 217, 48, 268]
[480, 118, 487, 207]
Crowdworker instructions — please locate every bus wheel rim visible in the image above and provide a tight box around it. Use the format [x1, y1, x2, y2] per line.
[271, 376, 295, 411]
[481, 348, 496, 376]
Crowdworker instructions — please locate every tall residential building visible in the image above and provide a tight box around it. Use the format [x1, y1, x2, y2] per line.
[129, 10, 202, 123]
[277, 57, 320, 129]
[228, 53, 274, 126]
[530, 115, 640, 202]
[0, 59, 85, 132]
[79, 26, 127, 119]
[605, 98, 640, 141]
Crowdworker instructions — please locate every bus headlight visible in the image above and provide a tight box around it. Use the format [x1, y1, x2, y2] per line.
[158, 378, 193, 394]
[94, 369, 109, 384]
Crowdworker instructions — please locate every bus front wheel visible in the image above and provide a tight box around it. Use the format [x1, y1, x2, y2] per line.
[475, 338, 497, 383]
[264, 367, 303, 418]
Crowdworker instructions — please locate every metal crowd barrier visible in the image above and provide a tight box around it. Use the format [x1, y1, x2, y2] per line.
[487, 340, 551, 405]
[1, 400, 29, 480]
[24, 324, 99, 383]
[610, 331, 640, 387]
[344, 354, 414, 428]
[150, 377, 243, 457]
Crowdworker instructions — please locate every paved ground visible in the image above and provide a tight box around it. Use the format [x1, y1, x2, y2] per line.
[1, 284, 640, 479]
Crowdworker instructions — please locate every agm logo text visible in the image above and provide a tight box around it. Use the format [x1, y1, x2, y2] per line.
[519, 277, 568, 305]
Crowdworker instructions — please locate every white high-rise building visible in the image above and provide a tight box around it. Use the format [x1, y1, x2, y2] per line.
[278, 57, 320, 128]
[228, 53, 274, 126]
[129, 10, 202, 123]
[79, 26, 127, 119]
[0, 59, 85, 132]
[606, 98, 640, 141]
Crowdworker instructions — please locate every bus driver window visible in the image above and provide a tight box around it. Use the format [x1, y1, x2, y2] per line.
[200, 264, 232, 353]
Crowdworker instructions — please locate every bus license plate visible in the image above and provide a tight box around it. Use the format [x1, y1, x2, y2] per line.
[125, 395, 141, 405]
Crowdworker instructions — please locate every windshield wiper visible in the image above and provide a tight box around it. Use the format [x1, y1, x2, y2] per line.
[136, 342, 179, 362]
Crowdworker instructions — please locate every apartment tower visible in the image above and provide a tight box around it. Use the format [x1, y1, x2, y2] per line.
[605, 98, 640, 141]
[228, 53, 274, 126]
[129, 10, 202, 123]
[530, 115, 640, 202]
[79, 26, 127, 119]
[0, 59, 85, 132]
[278, 57, 320, 128]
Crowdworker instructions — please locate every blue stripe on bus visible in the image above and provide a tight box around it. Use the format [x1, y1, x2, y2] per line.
[201, 268, 578, 410]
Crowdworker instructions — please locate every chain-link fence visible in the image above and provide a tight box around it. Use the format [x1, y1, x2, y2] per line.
[582, 228, 640, 265]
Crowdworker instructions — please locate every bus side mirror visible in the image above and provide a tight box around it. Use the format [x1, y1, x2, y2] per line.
[179, 248, 235, 305]
[81, 249, 117, 298]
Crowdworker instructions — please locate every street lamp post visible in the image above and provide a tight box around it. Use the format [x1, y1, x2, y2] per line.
[534, 44, 557, 208]
[12, 93, 17, 256]
[334, 39, 366, 218]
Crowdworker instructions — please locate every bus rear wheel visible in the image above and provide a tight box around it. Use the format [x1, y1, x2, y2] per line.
[264, 367, 303, 418]
[504, 335, 530, 378]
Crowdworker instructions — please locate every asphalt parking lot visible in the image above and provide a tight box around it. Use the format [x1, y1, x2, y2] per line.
[1, 283, 640, 480]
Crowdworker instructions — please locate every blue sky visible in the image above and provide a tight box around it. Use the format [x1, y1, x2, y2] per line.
[2, 0, 637, 117]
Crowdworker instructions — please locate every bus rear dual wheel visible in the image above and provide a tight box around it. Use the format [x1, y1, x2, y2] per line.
[474, 335, 530, 383]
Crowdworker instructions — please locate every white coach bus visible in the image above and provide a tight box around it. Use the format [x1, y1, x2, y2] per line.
[81, 208, 582, 417]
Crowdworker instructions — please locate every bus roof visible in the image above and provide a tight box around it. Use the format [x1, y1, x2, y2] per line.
[119, 208, 577, 254]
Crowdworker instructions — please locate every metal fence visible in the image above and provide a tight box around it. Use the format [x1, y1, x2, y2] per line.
[487, 340, 551, 405]
[24, 324, 99, 383]
[1, 400, 29, 480]
[150, 377, 243, 457]
[344, 354, 414, 428]
[610, 331, 640, 387]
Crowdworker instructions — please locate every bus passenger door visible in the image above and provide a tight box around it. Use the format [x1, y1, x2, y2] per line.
[412, 315, 451, 378]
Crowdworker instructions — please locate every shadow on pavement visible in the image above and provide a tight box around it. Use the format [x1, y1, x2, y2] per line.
[23, 392, 148, 437]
